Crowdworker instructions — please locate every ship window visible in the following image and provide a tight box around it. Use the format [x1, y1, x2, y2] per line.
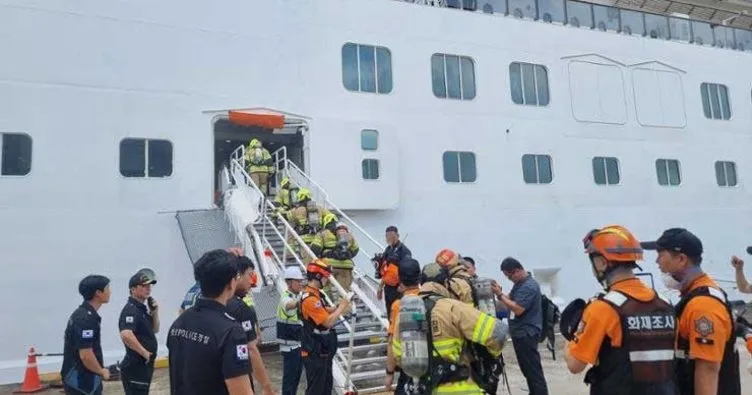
[510, 62, 549, 106]
[432, 54, 476, 100]
[362, 159, 380, 180]
[592, 156, 620, 185]
[522, 154, 553, 184]
[361, 129, 378, 151]
[700, 83, 731, 120]
[342, 43, 393, 94]
[119, 138, 173, 178]
[655, 159, 681, 186]
[443, 151, 476, 183]
[1, 133, 32, 176]
[715, 161, 737, 187]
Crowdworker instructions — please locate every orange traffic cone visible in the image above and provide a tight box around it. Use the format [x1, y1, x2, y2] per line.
[13, 347, 45, 393]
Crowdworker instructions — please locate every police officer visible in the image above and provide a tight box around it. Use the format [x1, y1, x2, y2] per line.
[562, 225, 677, 395]
[167, 249, 253, 395]
[385, 258, 421, 394]
[640, 228, 740, 395]
[118, 269, 159, 394]
[226, 255, 276, 395]
[61, 275, 112, 395]
[277, 266, 305, 395]
[179, 247, 244, 315]
[435, 248, 474, 305]
[392, 262, 509, 394]
[299, 259, 351, 395]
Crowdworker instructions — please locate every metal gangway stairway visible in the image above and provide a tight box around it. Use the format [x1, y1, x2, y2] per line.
[220, 145, 393, 394]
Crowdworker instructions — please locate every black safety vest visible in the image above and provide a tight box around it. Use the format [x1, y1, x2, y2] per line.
[585, 290, 677, 395]
[674, 286, 740, 395]
[300, 290, 338, 358]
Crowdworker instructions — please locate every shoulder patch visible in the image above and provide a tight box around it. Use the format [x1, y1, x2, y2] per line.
[236, 344, 249, 361]
[224, 312, 237, 321]
[241, 320, 253, 331]
[125, 316, 134, 324]
[431, 318, 442, 337]
[81, 329, 94, 339]
[603, 291, 628, 307]
[694, 316, 714, 337]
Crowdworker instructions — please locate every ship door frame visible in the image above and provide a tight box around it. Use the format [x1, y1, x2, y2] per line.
[204, 107, 311, 196]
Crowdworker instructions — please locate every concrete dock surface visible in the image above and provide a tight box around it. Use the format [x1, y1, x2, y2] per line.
[2, 337, 750, 394]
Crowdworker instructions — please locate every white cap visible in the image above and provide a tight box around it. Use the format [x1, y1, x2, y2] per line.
[283, 266, 304, 280]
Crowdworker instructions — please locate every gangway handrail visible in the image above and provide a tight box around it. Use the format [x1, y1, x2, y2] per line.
[228, 155, 387, 332]
[282, 158, 386, 303]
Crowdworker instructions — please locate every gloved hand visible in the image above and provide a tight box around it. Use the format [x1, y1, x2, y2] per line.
[560, 298, 587, 341]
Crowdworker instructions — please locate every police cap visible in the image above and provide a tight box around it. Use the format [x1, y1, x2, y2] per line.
[560, 298, 587, 341]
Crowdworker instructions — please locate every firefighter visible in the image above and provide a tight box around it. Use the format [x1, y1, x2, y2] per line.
[640, 228, 740, 395]
[312, 213, 360, 293]
[299, 259, 351, 395]
[287, 188, 330, 262]
[273, 177, 297, 219]
[435, 248, 474, 305]
[376, 225, 412, 321]
[391, 262, 509, 394]
[562, 225, 677, 395]
[244, 138, 273, 195]
[385, 258, 421, 394]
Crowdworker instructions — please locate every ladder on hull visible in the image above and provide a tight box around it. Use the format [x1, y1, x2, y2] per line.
[223, 145, 392, 394]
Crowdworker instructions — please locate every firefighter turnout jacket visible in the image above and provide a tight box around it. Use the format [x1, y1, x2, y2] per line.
[674, 273, 740, 395]
[311, 228, 360, 270]
[392, 282, 508, 394]
[567, 278, 677, 395]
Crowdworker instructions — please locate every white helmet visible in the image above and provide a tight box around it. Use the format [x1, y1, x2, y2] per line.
[283, 266, 304, 280]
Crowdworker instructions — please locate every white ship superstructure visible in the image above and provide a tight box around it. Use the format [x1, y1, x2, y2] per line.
[1, 0, 752, 391]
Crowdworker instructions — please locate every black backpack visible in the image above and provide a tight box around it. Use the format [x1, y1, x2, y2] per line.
[539, 294, 561, 343]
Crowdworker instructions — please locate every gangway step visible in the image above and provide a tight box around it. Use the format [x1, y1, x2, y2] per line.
[348, 370, 388, 382]
[345, 355, 387, 366]
[337, 330, 385, 343]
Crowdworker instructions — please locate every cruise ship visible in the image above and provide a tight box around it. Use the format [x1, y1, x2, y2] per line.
[2, 0, 752, 392]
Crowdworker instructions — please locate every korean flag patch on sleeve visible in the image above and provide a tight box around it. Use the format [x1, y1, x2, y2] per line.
[236, 344, 249, 361]
[81, 329, 94, 339]
[241, 320, 253, 332]
[125, 316, 134, 324]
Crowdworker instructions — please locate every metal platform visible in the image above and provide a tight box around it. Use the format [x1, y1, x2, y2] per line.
[175, 208, 280, 346]
[175, 208, 238, 263]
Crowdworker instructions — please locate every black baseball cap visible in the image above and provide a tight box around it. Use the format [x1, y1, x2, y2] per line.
[640, 228, 703, 258]
[129, 271, 157, 288]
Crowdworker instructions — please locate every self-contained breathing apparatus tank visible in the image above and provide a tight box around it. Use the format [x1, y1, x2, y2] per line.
[251, 147, 263, 164]
[305, 201, 321, 233]
[398, 294, 430, 380]
[473, 277, 497, 317]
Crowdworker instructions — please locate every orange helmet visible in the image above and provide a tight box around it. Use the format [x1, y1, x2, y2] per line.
[583, 225, 643, 262]
[306, 259, 332, 279]
[435, 248, 460, 267]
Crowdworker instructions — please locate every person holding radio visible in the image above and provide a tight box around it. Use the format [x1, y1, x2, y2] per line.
[118, 269, 160, 395]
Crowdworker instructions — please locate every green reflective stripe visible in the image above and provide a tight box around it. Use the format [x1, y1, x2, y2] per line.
[434, 381, 484, 394]
[472, 314, 493, 344]
[393, 339, 403, 357]
[433, 338, 462, 362]
[277, 291, 300, 323]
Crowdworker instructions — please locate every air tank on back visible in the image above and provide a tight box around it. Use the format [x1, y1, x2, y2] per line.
[473, 277, 497, 317]
[397, 294, 429, 379]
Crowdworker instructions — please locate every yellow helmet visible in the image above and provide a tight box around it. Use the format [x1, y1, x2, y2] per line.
[297, 188, 312, 201]
[280, 177, 290, 188]
[249, 139, 261, 148]
[322, 212, 338, 228]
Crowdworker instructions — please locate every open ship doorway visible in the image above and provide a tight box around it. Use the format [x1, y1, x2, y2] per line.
[212, 111, 306, 196]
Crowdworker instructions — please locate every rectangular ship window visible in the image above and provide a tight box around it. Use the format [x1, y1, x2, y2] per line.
[700, 83, 731, 120]
[592, 156, 620, 185]
[510, 62, 550, 106]
[342, 43, 393, 94]
[715, 161, 737, 187]
[655, 159, 681, 186]
[1, 133, 32, 176]
[443, 151, 477, 183]
[522, 154, 553, 184]
[120, 138, 173, 178]
[432, 54, 476, 100]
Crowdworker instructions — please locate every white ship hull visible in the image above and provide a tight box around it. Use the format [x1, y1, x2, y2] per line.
[1, 0, 751, 384]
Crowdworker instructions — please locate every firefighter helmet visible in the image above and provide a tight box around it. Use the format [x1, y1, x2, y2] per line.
[583, 225, 643, 262]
